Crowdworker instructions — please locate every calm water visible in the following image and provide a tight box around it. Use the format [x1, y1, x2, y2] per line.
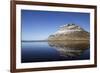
[21, 41, 90, 63]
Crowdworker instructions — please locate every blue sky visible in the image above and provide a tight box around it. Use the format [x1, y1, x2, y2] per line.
[21, 10, 90, 40]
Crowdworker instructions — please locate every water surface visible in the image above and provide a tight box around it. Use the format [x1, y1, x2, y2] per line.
[21, 41, 90, 63]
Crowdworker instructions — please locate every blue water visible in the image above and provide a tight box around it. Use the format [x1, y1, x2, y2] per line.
[21, 41, 90, 63]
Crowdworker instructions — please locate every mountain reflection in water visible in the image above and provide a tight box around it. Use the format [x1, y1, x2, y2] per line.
[21, 40, 90, 63]
[48, 41, 89, 57]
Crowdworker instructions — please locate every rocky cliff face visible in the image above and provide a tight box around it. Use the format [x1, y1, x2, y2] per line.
[48, 24, 89, 41]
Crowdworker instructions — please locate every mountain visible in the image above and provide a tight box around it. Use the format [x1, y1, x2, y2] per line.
[48, 23, 89, 41]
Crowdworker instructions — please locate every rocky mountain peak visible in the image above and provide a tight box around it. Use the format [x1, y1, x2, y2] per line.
[59, 23, 84, 31]
[48, 23, 89, 41]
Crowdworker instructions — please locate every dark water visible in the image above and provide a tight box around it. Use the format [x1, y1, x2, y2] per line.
[21, 41, 90, 63]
